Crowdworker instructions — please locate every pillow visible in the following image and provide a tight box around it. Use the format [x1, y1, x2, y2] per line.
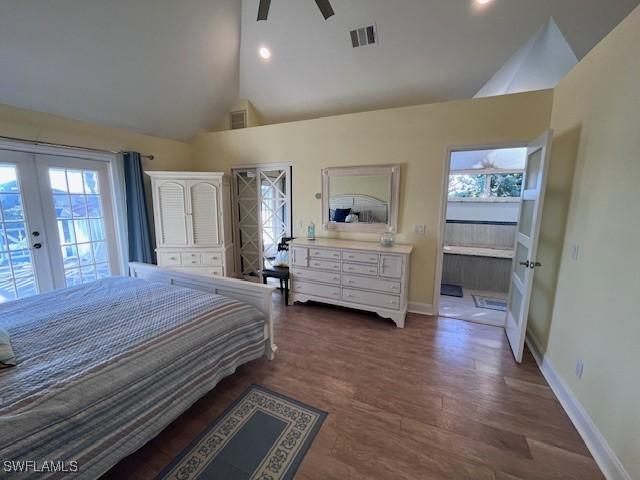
[345, 213, 359, 223]
[333, 208, 351, 223]
[0, 327, 16, 368]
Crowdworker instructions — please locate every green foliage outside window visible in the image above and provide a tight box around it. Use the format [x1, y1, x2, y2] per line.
[449, 172, 523, 198]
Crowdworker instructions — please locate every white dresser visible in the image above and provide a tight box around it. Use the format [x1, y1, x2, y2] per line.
[290, 238, 413, 328]
[147, 171, 235, 278]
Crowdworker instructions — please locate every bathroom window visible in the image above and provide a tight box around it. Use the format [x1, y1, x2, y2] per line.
[449, 172, 523, 200]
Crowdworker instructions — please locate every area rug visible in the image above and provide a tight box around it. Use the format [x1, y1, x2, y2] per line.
[472, 294, 508, 312]
[156, 384, 327, 480]
[441, 283, 463, 297]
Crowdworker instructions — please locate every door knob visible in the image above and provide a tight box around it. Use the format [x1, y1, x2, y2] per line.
[33, 243, 42, 249]
[519, 260, 542, 269]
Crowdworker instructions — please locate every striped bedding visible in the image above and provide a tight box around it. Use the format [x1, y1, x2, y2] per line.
[0, 276, 266, 479]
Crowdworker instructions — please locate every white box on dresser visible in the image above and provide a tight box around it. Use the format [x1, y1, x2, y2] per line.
[290, 238, 413, 328]
[147, 171, 235, 278]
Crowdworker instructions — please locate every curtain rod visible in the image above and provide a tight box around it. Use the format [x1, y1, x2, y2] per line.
[0, 135, 154, 160]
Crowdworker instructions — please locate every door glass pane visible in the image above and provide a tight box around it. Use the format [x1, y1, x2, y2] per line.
[514, 243, 529, 283]
[48, 168, 111, 286]
[235, 171, 260, 276]
[260, 169, 289, 270]
[525, 149, 541, 190]
[0, 164, 39, 302]
[508, 286, 523, 326]
[519, 200, 535, 237]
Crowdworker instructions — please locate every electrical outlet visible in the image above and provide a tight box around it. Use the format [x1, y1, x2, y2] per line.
[575, 359, 584, 379]
[571, 244, 580, 261]
[414, 224, 426, 235]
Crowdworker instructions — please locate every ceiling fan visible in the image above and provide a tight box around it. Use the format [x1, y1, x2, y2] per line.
[257, 0, 335, 21]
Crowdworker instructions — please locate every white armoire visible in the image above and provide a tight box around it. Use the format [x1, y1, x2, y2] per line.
[147, 171, 235, 278]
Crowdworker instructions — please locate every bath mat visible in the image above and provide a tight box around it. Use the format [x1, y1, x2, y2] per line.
[441, 283, 463, 297]
[472, 295, 507, 312]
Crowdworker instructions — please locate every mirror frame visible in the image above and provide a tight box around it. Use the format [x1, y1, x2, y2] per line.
[321, 164, 401, 233]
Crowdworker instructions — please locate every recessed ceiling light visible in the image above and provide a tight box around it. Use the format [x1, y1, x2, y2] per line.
[476, 0, 493, 4]
[258, 46, 271, 61]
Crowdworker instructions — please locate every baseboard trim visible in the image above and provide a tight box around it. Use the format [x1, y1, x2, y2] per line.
[408, 302, 434, 316]
[526, 334, 630, 480]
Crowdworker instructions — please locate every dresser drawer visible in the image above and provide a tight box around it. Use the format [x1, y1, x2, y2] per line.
[309, 248, 341, 261]
[342, 274, 401, 294]
[158, 252, 181, 266]
[201, 252, 223, 266]
[342, 251, 379, 264]
[343, 288, 400, 310]
[291, 246, 309, 267]
[342, 263, 378, 276]
[181, 252, 201, 266]
[380, 255, 403, 278]
[308, 258, 341, 271]
[174, 266, 223, 277]
[293, 280, 341, 300]
[293, 268, 341, 285]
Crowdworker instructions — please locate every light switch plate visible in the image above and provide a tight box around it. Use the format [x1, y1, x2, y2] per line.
[414, 224, 426, 235]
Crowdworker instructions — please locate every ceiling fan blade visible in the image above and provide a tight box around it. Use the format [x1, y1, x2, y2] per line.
[314, 0, 335, 19]
[257, 0, 271, 21]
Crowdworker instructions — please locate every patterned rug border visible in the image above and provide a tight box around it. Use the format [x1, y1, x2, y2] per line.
[472, 294, 508, 312]
[155, 384, 328, 480]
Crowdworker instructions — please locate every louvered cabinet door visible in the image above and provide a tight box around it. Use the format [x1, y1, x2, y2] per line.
[156, 180, 189, 246]
[187, 180, 220, 247]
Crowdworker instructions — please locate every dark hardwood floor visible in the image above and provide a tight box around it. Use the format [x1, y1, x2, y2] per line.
[103, 294, 603, 480]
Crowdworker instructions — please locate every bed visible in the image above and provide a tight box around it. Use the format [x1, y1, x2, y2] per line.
[0, 263, 276, 479]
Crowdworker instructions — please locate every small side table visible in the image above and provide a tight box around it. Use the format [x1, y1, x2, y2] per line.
[261, 266, 290, 305]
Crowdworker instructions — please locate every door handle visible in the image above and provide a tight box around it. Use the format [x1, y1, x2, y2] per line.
[33, 243, 42, 249]
[519, 260, 542, 269]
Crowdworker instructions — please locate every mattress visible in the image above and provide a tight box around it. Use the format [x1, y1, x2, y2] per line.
[0, 276, 266, 479]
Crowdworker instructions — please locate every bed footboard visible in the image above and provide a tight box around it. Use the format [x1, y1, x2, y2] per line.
[128, 263, 277, 360]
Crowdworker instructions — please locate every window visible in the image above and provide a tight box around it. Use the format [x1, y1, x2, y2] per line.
[449, 172, 523, 199]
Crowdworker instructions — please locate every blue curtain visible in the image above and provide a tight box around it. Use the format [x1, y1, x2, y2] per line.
[123, 152, 154, 264]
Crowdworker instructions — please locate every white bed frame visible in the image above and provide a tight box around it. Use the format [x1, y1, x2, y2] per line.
[128, 262, 277, 360]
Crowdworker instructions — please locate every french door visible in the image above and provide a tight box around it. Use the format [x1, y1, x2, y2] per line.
[233, 165, 292, 276]
[505, 131, 552, 362]
[0, 148, 119, 302]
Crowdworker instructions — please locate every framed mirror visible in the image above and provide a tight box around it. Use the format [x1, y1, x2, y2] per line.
[322, 164, 400, 232]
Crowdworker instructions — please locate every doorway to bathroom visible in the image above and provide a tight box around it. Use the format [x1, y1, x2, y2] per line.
[436, 146, 527, 327]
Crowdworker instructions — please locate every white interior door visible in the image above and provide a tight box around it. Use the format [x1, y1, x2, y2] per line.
[35, 155, 120, 289]
[0, 151, 55, 301]
[505, 130, 553, 362]
[233, 165, 292, 276]
[258, 167, 291, 270]
[233, 169, 261, 276]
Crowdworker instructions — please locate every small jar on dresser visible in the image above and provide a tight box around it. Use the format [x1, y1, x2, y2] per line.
[289, 238, 413, 328]
[147, 171, 235, 278]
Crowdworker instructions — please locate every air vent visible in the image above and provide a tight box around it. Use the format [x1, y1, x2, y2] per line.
[350, 24, 377, 48]
[230, 110, 247, 130]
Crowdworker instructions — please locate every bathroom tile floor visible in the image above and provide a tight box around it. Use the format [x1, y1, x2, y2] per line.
[439, 288, 507, 327]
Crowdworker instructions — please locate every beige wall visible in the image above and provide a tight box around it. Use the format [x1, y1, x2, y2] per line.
[0, 103, 192, 172]
[192, 90, 553, 306]
[530, 6, 640, 478]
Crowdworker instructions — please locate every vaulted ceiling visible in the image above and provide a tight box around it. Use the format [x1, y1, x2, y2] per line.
[0, 0, 637, 140]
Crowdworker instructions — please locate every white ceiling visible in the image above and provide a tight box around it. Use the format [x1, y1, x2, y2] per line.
[0, 0, 241, 141]
[240, 0, 639, 124]
[0, 0, 637, 140]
